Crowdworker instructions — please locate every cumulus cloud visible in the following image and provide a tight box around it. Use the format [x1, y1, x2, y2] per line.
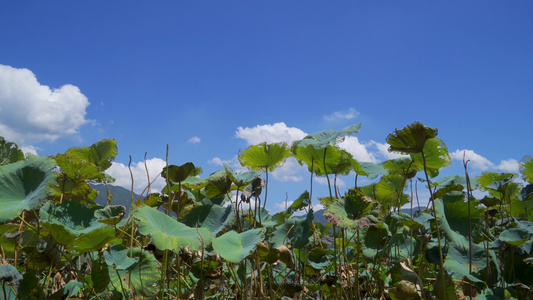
[314, 176, 346, 187]
[188, 137, 201, 144]
[105, 158, 167, 195]
[497, 159, 519, 173]
[271, 157, 304, 182]
[338, 136, 378, 162]
[235, 122, 307, 145]
[20, 146, 38, 156]
[368, 141, 408, 160]
[324, 107, 359, 121]
[0, 64, 90, 144]
[451, 149, 520, 173]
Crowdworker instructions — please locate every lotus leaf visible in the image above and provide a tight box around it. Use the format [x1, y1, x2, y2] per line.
[39, 200, 121, 254]
[182, 204, 235, 235]
[0, 155, 56, 223]
[134, 205, 213, 252]
[0, 137, 24, 166]
[106, 246, 160, 297]
[212, 228, 266, 263]
[387, 122, 438, 154]
[238, 142, 291, 172]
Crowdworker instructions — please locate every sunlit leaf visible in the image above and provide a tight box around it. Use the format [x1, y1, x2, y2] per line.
[212, 228, 266, 263]
[386, 122, 438, 154]
[0, 137, 24, 166]
[375, 174, 409, 210]
[39, 200, 121, 254]
[94, 205, 125, 225]
[238, 142, 291, 172]
[323, 188, 376, 230]
[182, 204, 235, 235]
[357, 162, 388, 180]
[410, 138, 451, 178]
[134, 205, 213, 252]
[65, 138, 117, 172]
[0, 155, 56, 223]
[520, 155, 533, 183]
[224, 163, 261, 188]
[204, 170, 232, 199]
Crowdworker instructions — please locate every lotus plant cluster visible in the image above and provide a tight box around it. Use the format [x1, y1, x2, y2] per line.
[0, 122, 532, 299]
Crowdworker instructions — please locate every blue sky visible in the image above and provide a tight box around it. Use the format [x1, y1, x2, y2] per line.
[1, 1, 532, 211]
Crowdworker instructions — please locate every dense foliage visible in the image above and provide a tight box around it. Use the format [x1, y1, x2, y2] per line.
[1, 122, 533, 299]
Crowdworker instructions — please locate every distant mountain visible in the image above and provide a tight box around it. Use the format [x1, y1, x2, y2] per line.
[91, 184, 142, 216]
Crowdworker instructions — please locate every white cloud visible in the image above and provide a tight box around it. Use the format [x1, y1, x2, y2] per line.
[271, 157, 304, 182]
[451, 149, 520, 173]
[324, 107, 359, 121]
[188, 137, 201, 144]
[20, 146, 38, 156]
[368, 141, 408, 160]
[235, 122, 307, 145]
[338, 136, 378, 163]
[451, 149, 494, 171]
[106, 158, 167, 195]
[314, 176, 346, 187]
[275, 201, 293, 211]
[497, 159, 519, 173]
[0, 64, 90, 145]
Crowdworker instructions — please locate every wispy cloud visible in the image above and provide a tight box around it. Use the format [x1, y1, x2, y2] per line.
[324, 107, 359, 121]
[271, 157, 304, 182]
[188, 136, 201, 144]
[235, 122, 307, 145]
[338, 136, 378, 162]
[451, 149, 519, 173]
[0, 64, 91, 145]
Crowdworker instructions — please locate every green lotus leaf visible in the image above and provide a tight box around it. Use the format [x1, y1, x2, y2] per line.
[272, 211, 314, 249]
[375, 174, 409, 210]
[0, 155, 56, 223]
[357, 162, 388, 180]
[224, 163, 261, 188]
[107, 246, 160, 297]
[95, 205, 125, 225]
[328, 149, 357, 176]
[162, 162, 199, 184]
[323, 190, 375, 230]
[182, 204, 235, 235]
[520, 155, 533, 183]
[285, 191, 310, 216]
[0, 264, 22, 283]
[444, 244, 487, 283]
[433, 196, 483, 250]
[386, 122, 438, 154]
[381, 157, 419, 177]
[39, 200, 121, 254]
[292, 144, 343, 175]
[54, 154, 101, 181]
[0, 137, 24, 166]
[182, 175, 209, 190]
[238, 142, 291, 172]
[65, 138, 117, 172]
[410, 138, 451, 178]
[296, 123, 361, 149]
[478, 172, 517, 192]
[212, 228, 266, 263]
[134, 205, 213, 252]
[500, 228, 530, 246]
[204, 170, 232, 199]
[104, 244, 139, 270]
